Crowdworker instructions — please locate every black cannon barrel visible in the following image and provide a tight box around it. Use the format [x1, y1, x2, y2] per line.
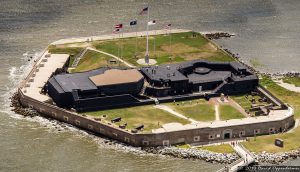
[111, 117, 122, 123]
[135, 124, 144, 130]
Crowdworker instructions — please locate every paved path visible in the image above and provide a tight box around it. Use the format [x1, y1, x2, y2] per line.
[229, 143, 255, 172]
[88, 47, 136, 68]
[217, 142, 255, 172]
[276, 79, 300, 93]
[51, 29, 191, 45]
[154, 105, 197, 123]
[215, 104, 220, 121]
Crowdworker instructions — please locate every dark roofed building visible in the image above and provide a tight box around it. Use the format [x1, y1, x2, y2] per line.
[46, 60, 258, 111]
[47, 68, 144, 110]
[140, 60, 258, 97]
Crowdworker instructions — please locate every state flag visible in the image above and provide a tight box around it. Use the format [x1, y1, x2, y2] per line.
[139, 7, 148, 15]
[114, 24, 123, 29]
[165, 24, 171, 29]
[130, 20, 137, 26]
[113, 28, 120, 34]
[147, 20, 156, 26]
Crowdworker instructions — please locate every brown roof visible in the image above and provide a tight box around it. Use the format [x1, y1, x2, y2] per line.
[89, 69, 144, 86]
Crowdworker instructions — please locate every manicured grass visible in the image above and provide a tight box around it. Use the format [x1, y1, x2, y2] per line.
[176, 144, 191, 149]
[261, 76, 300, 118]
[84, 105, 190, 132]
[219, 105, 245, 120]
[72, 50, 125, 73]
[93, 32, 234, 66]
[197, 144, 235, 153]
[241, 76, 300, 153]
[167, 99, 215, 121]
[283, 76, 300, 87]
[48, 45, 84, 67]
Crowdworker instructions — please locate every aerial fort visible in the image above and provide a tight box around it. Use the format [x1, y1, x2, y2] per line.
[16, 28, 294, 148]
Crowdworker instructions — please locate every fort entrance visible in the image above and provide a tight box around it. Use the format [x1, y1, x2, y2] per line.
[223, 129, 232, 139]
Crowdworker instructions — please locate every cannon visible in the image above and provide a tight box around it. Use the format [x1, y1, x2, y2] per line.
[111, 117, 121, 123]
[135, 124, 144, 130]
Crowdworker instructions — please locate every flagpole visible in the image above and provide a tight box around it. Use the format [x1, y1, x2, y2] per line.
[153, 30, 156, 58]
[135, 22, 138, 58]
[145, 6, 149, 64]
[169, 26, 172, 60]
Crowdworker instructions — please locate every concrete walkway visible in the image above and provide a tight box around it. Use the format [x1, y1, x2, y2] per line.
[51, 29, 191, 45]
[215, 104, 220, 121]
[276, 79, 300, 93]
[154, 105, 197, 123]
[229, 143, 255, 172]
[217, 142, 255, 172]
[88, 47, 136, 68]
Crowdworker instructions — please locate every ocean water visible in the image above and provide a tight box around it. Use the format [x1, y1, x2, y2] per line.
[0, 0, 299, 171]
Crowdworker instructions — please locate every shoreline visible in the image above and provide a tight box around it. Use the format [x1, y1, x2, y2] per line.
[9, 30, 300, 167]
[10, 87, 300, 166]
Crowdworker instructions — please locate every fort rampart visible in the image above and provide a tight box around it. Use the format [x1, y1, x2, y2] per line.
[16, 30, 295, 147]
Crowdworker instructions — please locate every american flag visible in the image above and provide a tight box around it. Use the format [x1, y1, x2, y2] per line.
[165, 24, 171, 30]
[139, 7, 148, 15]
[112, 28, 120, 34]
[114, 24, 123, 29]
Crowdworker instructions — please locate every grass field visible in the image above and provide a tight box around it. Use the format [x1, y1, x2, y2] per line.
[71, 50, 125, 73]
[167, 99, 215, 121]
[93, 32, 234, 66]
[198, 144, 235, 153]
[241, 76, 300, 153]
[84, 105, 190, 132]
[48, 45, 83, 67]
[283, 76, 300, 87]
[219, 105, 245, 120]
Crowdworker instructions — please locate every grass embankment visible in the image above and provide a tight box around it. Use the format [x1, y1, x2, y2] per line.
[176, 144, 235, 153]
[48, 45, 84, 67]
[93, 32, 234, 66]
[241, 76, 300, 153]
[283, 76, 300, 87]
[84, 105, 190, 132]
[167, 99, 215, 121]
[72, 50, 125, 73]
[219, 105, 245, 120]
[198, 144, 235, 154]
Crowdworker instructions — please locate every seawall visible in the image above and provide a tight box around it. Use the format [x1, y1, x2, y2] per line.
[16, 29, 295, 147]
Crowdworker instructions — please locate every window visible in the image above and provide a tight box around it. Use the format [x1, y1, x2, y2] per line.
[240, 131, 245, 136]
[63, 116, 68, 121]
[88, 124, 93, 130]
[269, 128, 275, 133]
[163, 140, 170, 146]
[254, 129, 260, 134]
[142, 141, 149, 146]
[194, 136, 200, 142]
[75, 120, 80, 126]
[209, 135, 214, 139]
[124, 137, 130, 142]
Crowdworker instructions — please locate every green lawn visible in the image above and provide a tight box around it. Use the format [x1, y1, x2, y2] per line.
[241, 76, 300, 153]
[219, 105, 245, 120]
[167, 99, 215, 121]
[198, 144, 235, 153]
[93, 32, 234, 66]
[71, 50, 125, 73]
[283, 76, 300, 87]
[48, 45, 84, 67]
[84, 105, 190, 132]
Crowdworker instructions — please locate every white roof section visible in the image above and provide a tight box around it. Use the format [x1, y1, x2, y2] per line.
[152, 108, 293, 133]
[23, 52, 69, 102]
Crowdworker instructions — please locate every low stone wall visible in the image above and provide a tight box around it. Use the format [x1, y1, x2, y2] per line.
[16, 31, 295, 148]
[18, 88, 294, 147]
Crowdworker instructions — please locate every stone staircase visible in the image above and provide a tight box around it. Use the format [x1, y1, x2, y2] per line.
[71, 47, 89, 68]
